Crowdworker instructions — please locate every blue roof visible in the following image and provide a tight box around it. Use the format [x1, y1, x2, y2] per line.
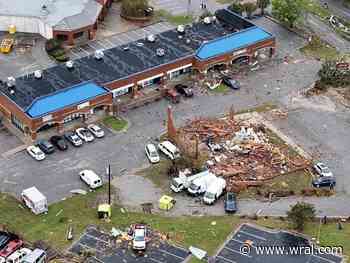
[26, 82, 109, 118]
[196, 26, 273, 60]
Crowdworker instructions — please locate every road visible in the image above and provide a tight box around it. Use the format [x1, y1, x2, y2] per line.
[0, 17, 350, 218]
[320, 0, 350, 21]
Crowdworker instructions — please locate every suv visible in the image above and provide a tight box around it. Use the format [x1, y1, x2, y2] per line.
[175, 84, 193, 97]
[224, 192, 237, 213]
[36, 140, 55, 154]
[64, 131, 83, 147]
[312, 176, 336, 188]
[313, 162, 333, 177]
[132, 225, 147, 250]
[50, 135, 68, 151]
[222, 77, 241, 90]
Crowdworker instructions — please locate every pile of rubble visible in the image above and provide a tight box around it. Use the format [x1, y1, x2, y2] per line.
[179, 117, 309, 192]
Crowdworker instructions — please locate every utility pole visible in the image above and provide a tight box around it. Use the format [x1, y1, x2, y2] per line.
[107, 164, 111, 205]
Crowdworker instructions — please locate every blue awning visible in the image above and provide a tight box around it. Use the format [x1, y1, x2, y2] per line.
[26, 82, 109, 118]
[196, 26, 273, 60]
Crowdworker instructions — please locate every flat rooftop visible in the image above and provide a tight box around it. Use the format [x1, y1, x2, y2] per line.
[0, 0, 101, 29]
[0, 9, 274, 116]
[215, 224, 343, 263]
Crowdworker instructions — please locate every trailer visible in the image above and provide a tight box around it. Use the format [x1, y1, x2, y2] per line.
[203, 177, 226, 205]
[21, 187, 48, 215]
[171, 169, 206, 193]
[0, 38, 14, 54]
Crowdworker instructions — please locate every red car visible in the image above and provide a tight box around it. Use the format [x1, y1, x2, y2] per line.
[0, 239, 23, 258]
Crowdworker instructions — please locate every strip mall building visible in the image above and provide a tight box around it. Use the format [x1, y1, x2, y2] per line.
[0, 9, 276, 140]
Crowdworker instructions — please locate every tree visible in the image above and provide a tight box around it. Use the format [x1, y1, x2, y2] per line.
[228, 1, 244, 15]
[242, 2, 258, 18]
[318, 59, 350, 87]
[121, 0, 149, 17]
[287, 202, 315, 231]
[271, 0, 305, 28]
[257, 0, 270, 15]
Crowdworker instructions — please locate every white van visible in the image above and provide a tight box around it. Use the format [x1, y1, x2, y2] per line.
[203, 177, 226, 205]
[6, 248, 32, 263]
[158, 141, 180, 160]
[22, 249, 46, 263]
[187, 171, 217, 196]
[79, 170, 103, 189]
[21, 187, 48, 215]
[171, 170, 208, 193]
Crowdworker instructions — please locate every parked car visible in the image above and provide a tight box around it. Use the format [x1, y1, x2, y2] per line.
[313, 162, 333, 177]
[79, 170, 103, 189]
[50, 135, 68, 151]
[36, 140, 55, 154]
[312, 176, 336, 188]
[26, 146, 45, 161]
[158, 141, 180, 160]
[222, 77, 241, 90]
[5, 247, 32, 263]
[22, 249, 46, 263]
[64, 131, 83, 147]
[165, 89, 180, 103]
[0, 239, 23, 258]
[88, 124, 105, 138]
[145, 144, 160, 163]
[132, 224, 147, 251]
[76, 128, 94, 142]
[175, 84, 194, 97]
[224, 192, 237, 213]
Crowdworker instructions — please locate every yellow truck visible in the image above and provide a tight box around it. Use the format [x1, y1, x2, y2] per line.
[1, 38, 14, 54]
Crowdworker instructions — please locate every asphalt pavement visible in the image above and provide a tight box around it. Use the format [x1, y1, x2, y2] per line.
[0, 17, 350, 218]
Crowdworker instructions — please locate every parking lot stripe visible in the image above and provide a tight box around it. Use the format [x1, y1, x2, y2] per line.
[157, 248, 186, 260]
[239, 230, 267, 241]
[103, 39, 115, 48]
[85, 233, 109, 245]
[216, 255, 237, 263]
[79, 47, 90, 56]
[223, 246, 252, 258]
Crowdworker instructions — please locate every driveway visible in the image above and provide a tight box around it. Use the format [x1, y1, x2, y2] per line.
[0, 17, 349, 217]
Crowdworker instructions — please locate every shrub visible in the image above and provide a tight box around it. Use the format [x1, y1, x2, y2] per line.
[228, 2, 244, 15]
[287, 202, 316, 231]
[121, 0, 149, 17]
[45, 38, 62, 52]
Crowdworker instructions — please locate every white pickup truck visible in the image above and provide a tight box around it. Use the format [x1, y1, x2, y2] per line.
[171, 170, 209, 193]
[203, 177, 226, 205]
[187, 171, 217, 196]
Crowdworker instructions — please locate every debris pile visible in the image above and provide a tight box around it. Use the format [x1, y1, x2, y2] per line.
[179, 117, 310, 192]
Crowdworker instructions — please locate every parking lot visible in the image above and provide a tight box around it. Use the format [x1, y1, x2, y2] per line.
[70, 226, 190, 263]
[69, 22, 174, 60]
[215, 224, 343, 263]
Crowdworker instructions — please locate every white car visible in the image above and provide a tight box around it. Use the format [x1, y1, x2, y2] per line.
[132, 224, 147, 250]
[145, 143, 160, 163]
[79, 170, 103, 189]
[26, 145, 46, 161]
[158, 141, 180, 160]
[314, 162, 333, 177]
[76, 128, 94, 142]
[88, 124, 105, 138]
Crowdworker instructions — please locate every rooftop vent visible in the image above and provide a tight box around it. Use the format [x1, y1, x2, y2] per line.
[94, 49, 104, 60]
[204, 17, 211, 25]
[34, 70, 42, 79]
[6, 76, 15, 88]
[177, 25, 185, 33]
[136, 42, 144, 47]
[178, 35, 183, 39]
[147, 34, 155, 42]
[186, 39, 191, 44]
[123, 46, 130, 51]
[156, 48, 165, 57]
[66, 60, 74, 70]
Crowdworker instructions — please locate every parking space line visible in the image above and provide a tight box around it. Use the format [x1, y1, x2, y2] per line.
[79, 47, 90, 56]
[122, 33, 135, 42]
[77, 241, 104, 254]
[216, 255, 237, 263]
[87, 43, 98, 51]
[85, 233, 110, 245]
[69, 49, 81, 59]
[103, 39, 115, 48]
[239, 230, 267, 241]
[223, 246, 252, 258]
[157, 248, 186, 260]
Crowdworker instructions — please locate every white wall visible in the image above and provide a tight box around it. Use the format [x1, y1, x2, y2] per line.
[0, 15, 53, 39]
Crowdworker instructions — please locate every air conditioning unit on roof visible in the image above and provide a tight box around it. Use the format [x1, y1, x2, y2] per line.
[147, 34, 155, 42]
[204, 17, 211, 24]
[66, 60, 74, 69]
[177, 24, 185, 33]
[34, 70, 42, 79]
[94, 49, 104, 60]
[6, 76, 15, 88]
[156, 48, 165, 57]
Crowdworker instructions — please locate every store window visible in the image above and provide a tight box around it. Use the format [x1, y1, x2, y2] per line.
[73, 31, 84, 39]
[11, 114, 24, 132]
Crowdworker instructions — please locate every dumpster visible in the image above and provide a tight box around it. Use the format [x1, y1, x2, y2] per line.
[159, 195, 175, 211]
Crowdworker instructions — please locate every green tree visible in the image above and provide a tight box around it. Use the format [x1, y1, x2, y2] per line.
[287, 202, 316, 231]
[242, 2, 258, 18]
[228, 1, 244, 15]
[121, 0, 149, 17]
[318, 59, 350, 87]
[271, 0, 305, 28]
[257, 0, 270, 15]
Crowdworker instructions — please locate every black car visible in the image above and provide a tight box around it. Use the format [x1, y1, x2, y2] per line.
[222, 77, 241, 90]
[312, 176, 336, 188]
[0, 232, 10, 250]
[64, 131, 83, 147]
[36, 139, 55, 154]
[50, 135, 68, 151]
[224, 192, 237, 213]
[175, 84, 194, 97]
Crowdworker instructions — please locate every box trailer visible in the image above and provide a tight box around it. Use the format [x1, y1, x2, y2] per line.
[203, 177, 226, 205]
[21, 187, 48, 215]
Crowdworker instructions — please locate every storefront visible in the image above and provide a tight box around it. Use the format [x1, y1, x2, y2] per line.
[137, 73, 164, 88]
[167, 64, 192, 80]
